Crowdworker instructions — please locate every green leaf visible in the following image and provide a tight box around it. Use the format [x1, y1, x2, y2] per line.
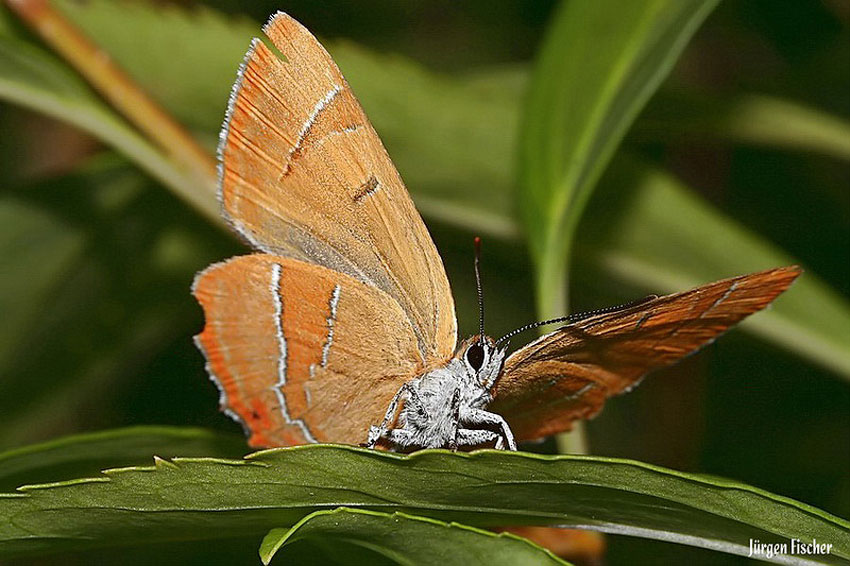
[0, 157, 233, 448]
[518, 0, 719, 316]
[1, 445, 847, 563]
[0, 197, 85, 373]
[0, 426, 245, 492]
[0, 22, 218, 222]
[634, 91, 850, 162]
[578, 153, 850, 378]
[259, 508, 570, 566]
[50, 0, 257, 144]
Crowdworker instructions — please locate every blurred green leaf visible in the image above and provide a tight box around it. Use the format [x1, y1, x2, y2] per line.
[0, 21, 217, 221]
[0, 198, 85, 372]
[0, 426, 245, 492]
[0, 157, 231, 449]
[51, 0, 256, 144]
[579, 154, 850, 377]
[1, 445, 847, 563]
[259, 508, 570, 566]
[634, 91, 850, 161]
[518, 0, 718, 316]
[7, 0, 847, 241]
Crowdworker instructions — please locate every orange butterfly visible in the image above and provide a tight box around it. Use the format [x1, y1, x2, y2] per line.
[193, 12, 800, 451]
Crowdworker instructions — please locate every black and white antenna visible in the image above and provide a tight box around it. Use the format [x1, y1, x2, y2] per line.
[495, 294, 658, 346]
[473, 237, 485, 341]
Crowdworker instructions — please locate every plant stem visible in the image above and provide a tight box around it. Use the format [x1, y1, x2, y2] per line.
[535, 238, 590, 454]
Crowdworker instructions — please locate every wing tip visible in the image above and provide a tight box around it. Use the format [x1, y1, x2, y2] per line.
[262, 11, 317, 41]
[216, 13, 311, 253]
[747, 264, 804, 297]
[781, 264, 804, 281]
[263, 11, 295, 35]
[262, 11, 315, 55]
[766, 264, 803, 278]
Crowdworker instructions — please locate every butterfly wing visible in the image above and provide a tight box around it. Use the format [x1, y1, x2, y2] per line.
[219, 12, 456, 362]
[489, 266, 802, 441]
[193, 255, 424, 447]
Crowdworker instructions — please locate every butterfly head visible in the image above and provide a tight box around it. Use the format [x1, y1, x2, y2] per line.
[456, 335, 507, 391]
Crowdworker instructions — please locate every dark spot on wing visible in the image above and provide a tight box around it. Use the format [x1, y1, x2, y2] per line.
[353, 176, 380, 203]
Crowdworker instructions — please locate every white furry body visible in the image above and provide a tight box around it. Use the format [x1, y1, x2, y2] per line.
[366, 337, 517, 451]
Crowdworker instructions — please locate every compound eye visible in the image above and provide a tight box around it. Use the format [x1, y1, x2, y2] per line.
[465, 343, 485, 371]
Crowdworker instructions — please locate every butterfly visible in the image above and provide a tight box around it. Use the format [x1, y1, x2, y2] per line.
[192, 12, 801, 451]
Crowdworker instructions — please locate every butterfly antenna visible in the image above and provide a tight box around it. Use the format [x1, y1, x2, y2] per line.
[474, 237, 485, 341]
[495, 294, 659, 346]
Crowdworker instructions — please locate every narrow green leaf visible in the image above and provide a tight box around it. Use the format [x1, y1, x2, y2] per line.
[1, 446, 847, 564]
[0, 426, 246, 492]
[519, 0, 719, 316]
[578, 153, 850, 378]
[0, 31, 218, 222]
[634, 91, 850, 161]
[259, 508, 570, 566]
[51, 0, 257, 143]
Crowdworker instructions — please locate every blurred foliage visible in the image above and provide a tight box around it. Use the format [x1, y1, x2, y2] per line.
[0, 0, 848, 564]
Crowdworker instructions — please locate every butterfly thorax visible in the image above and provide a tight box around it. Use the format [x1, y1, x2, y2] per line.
[366, 335, 516, 451]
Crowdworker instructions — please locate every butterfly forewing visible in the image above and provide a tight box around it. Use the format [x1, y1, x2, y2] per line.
[219, 12, 456, 362]
[490, 266, 802, 441]
[193, 255, 424, 447]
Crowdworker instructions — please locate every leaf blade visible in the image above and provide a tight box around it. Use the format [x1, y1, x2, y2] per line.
[1, 446, 846, 564]
[259, 508, 570, 566]
[0, 426, 246, 492]
[519, 0, 719, 315]
[634, 91, 850, 161]
[0, 30, 218, 222]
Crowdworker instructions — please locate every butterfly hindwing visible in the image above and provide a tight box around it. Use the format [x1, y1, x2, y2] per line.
[490, 267, 802, 441]
[218, 12, 456, 363]
[193, 255, 424, 447]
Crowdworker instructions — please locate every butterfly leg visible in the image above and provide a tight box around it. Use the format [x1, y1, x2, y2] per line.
[365, 382, 424, 448]
[460, 408, 517, 450]
[383, 429, 417, 450]
[447, 388, 462, 451]
[455, 428, 501, 448]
